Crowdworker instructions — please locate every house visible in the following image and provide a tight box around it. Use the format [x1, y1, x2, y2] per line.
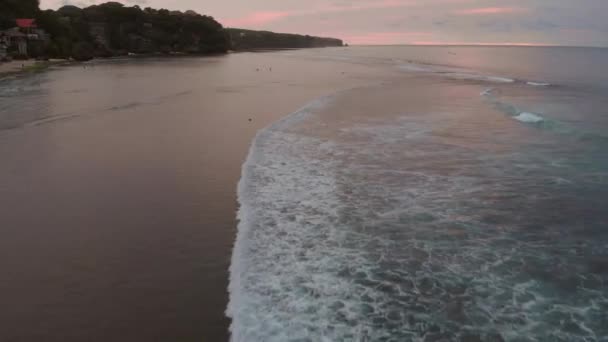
[0, 33, 8, 60]
[0, 43, 7, 60]
[0, 19, 48, 57]
[16, 19, 37, 33]
[3, 28, 28, 56]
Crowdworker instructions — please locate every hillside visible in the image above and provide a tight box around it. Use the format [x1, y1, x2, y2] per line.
[227, 29, 344, 50]
[39, 3, 229, 59]
[1, 1, 344, 61]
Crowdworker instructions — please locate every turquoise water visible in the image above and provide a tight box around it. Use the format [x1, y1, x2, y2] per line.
[229, 47, 608, 341]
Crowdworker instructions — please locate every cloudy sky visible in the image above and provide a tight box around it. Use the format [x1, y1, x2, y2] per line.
[40, 0, 608, 47]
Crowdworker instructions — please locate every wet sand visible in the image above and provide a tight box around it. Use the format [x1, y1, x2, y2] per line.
[0, 60, 67, 79]
[0, 51, 389, 341]
[0, 60, 37, 74]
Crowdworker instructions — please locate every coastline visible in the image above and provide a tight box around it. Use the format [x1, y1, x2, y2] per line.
[0, 59, 70, 80]
[0, 48, 328, 81]
[0, 46, 347, 82]
[0, 54, 220, 81]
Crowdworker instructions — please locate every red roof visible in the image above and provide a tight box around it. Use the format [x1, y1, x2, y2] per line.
[16, 19, 36, 29]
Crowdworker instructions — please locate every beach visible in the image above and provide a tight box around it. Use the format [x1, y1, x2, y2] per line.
[0, 59, 69, 79]
[0, 60, 38, 75]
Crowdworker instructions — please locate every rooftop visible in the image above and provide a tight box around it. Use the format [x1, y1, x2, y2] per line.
[16, 19, 37, 29]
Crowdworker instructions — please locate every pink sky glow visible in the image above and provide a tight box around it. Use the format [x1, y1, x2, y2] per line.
[223, 11, 291, 27]
[40, 0, 608, 47]
[455, 7, 527, 15]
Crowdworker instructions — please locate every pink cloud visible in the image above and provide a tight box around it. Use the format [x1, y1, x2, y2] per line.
[319, 0, 417, 12]
[411, 41, 549, 46]
[455, 7, 527, 15]
[223, 11, 291, 27]
[222, 1, 416, 28]
[313, 0, 475, 14]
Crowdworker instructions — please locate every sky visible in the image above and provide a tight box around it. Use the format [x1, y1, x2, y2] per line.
[40, 0, 608, 47]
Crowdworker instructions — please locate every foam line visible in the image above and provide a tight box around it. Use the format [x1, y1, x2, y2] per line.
[514, 112, 544, 123]
[527, 81, 551, 87]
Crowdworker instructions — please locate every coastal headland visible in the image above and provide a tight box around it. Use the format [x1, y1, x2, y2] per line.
[0, 1, 344, 67]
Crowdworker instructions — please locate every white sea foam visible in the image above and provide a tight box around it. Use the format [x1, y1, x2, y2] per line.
[444, 72, 515, 83]
[480, 87, 495, 96]
[228, 95, 383, 341]
[514, 112, 544, 123]
[398, 64, 516, 84]
[527, 81, 551, 87]
[228, 85, 607, 342]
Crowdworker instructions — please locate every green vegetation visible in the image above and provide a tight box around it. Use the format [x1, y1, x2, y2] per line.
[2, 1, 229, 60]
[227, 29, 343, 50]
[40, 2, 229, 60]
[1, 0, 343, 61]
[0, 0, 39, 28]
[22, 61, 55, 73]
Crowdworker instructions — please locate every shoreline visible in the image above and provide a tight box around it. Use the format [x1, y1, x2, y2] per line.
[0, 53, 225, 80]
[0, 59, 70, 81]
[0, 46, 346, 81]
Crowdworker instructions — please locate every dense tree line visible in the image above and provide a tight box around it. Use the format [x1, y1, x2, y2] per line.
[0, 0, 40, 29]
[2, 1, 229, 60]
[227, 29, 344, 50]
[1, 0, 343, 61]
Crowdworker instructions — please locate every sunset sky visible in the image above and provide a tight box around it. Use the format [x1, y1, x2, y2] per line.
[40, 0, 608, 47]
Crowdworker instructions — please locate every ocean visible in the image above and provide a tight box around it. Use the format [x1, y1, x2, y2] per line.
[0, 46, 606, 342]
[229, 46, 608, 342]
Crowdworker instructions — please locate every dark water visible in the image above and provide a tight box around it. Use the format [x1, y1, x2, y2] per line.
[230, 47, 608, 341]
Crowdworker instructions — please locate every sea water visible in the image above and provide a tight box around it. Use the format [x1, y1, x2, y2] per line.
[229, 46, 608, 342]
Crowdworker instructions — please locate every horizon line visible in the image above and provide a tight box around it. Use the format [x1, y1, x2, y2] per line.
[345, 43, 608, 49]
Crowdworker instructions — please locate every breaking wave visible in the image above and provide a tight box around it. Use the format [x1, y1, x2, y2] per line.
[442, 72, 515, 83]
[514, 112, 544, 123]
[228, 49, 608, 341]
[227, 96, 347, 342]
[397, 62, 516, 84]
[395, 62, 557, 87]
[527, 81, 552, 87]
[228, 85, 608, 341]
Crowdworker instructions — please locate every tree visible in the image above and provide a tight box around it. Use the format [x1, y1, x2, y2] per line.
[5, 1, 231, 58]
[0, 0, 40, 17]
[0, 14, 15, 30]
[0, 0, 40, 28]
[72, 41, 94, 61]
[57, 5, 83, 18]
